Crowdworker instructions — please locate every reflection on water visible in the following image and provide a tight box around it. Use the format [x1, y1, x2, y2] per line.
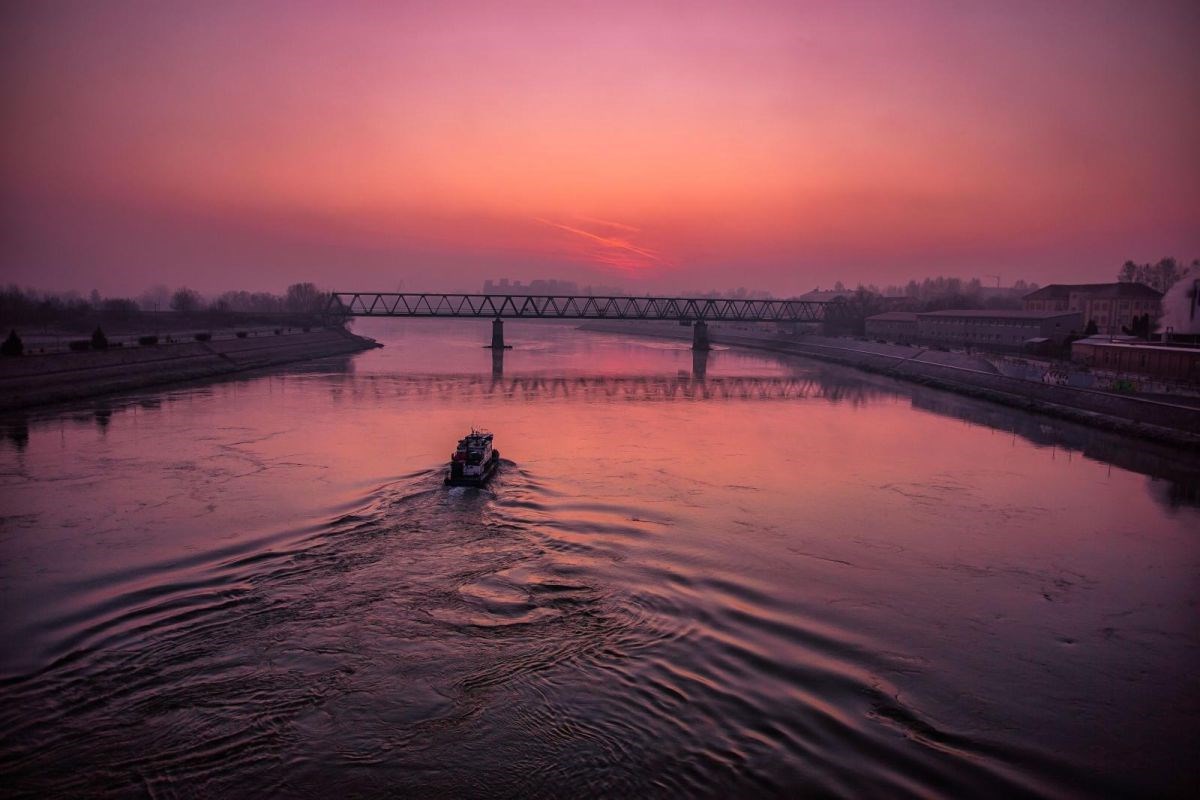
[2, 415, 29, 450]
[320, 372, 897, 404]
[0, 319, 1197, 798]
[93, 404, 113, 434]
[910, 390, 1200, 510]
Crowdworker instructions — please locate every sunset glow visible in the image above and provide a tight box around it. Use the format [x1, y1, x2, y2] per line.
[3, 1, 1198, 294]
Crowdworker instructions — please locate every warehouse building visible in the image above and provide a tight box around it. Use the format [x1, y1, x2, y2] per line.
[863, 311, 918, 342]
[1071, 337, 1200, 383]
[866, 309, 1082, 351]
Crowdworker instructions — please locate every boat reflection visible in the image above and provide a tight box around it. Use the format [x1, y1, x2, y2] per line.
[1, 414, 29, 451]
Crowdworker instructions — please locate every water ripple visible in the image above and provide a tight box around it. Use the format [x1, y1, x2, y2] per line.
[0, 448, 1162, 799]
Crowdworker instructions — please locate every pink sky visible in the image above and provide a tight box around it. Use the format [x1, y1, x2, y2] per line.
[2, 1, 1198, 296]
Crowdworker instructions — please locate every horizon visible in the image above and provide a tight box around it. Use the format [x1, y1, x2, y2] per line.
[3, 1, 1198, 297]
[3, 6, 1200, 794]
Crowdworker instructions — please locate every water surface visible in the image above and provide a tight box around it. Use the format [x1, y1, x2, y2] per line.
[1, 320, 1197, 798]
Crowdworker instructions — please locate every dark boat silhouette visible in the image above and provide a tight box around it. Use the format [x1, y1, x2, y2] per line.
[445, 430, 500, 486]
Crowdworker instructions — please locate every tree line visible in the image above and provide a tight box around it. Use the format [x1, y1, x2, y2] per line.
[1116, 257, 1196, 294]
[808, 276, 1039, 316]
[1, 283, 329, 327]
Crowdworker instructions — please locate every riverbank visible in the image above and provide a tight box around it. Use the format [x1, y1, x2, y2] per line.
[0, 327, 381, 412]
[580, 321, 1200, 447]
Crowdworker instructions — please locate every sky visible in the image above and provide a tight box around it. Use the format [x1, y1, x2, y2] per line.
[2, 0, 1198, 297]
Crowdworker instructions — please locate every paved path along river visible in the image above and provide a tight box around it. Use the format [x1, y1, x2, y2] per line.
[1, 319, 1197, 798]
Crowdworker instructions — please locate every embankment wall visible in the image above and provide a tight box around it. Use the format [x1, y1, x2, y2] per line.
[0, 328, 379, 412]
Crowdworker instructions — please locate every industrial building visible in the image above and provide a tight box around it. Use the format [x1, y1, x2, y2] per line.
[865, 309, 1083, 351]
[863, 311, 918, 342]
[1071, 337, 1200, 383]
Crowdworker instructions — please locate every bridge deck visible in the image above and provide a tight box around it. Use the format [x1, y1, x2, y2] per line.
[328, 293, 847, 322]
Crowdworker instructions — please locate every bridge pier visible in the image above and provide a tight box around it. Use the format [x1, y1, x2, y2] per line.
[486, 318, 511, 349]
[692, 320, 711, 351]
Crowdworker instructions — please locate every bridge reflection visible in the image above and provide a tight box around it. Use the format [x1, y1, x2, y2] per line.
[329, 372, 888, 404]
[491, 344, 710, 380]
[1, 364, 1197, 508]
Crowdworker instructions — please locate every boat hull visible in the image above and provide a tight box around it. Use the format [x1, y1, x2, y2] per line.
[444, 451, 500, 487]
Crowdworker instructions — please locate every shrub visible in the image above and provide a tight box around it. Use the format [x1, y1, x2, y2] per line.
[301, 326, 311, 333]
[236, 331, 248, 338]
[1, 330, 22, 357]
[274, 328, 282, 335]
[69, 340, 91, 352]
[194, 332, 212, 342]
[138, 335, 159, 346]
[91, 326, 109, 350]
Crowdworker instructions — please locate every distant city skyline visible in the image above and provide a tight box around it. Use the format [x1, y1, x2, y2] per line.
[3, 2, 1197, 297]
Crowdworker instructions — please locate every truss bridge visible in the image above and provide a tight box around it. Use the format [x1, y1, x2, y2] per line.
[328, 292, 845, 322]
[327, 292, 855, 349]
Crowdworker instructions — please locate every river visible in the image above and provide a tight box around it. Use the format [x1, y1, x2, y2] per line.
[1, 319, 1197, 798]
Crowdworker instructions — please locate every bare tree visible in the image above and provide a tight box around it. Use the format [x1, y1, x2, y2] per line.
[170, 287, 202, 313]
[285, 282, 326, 313]
[1116, 257, 1184, 293]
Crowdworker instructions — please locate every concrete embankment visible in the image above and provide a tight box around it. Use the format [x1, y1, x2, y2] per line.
[0, 328, 380, 412]
[581, 321, 1200, 447]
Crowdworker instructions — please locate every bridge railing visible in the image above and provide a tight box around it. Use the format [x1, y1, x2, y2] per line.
[327, 292, 850, 322]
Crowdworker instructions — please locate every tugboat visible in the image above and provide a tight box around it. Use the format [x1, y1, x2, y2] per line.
[445, 430, 500, 486]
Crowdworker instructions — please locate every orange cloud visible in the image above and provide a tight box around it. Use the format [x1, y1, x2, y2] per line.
[574, 215, 642, 233]
[535, 217, 670, 273]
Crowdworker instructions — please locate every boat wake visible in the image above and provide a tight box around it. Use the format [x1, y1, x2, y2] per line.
[0, 463, 1118, 799]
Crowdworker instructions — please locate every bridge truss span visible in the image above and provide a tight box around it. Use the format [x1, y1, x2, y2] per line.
[328, 292, 844, 323]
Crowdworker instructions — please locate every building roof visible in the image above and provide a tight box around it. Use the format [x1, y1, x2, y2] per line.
[916, 309, 1081, 319]
[866, 312, 918, 322]
[1077, 334, 1141, 344]
[796, 289, 857, 302]
[1022, 282, 1162, 301]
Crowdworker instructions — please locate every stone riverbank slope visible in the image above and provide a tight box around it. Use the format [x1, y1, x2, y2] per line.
[580, 321, 1200, 447]
[0, 328, 380, 412]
